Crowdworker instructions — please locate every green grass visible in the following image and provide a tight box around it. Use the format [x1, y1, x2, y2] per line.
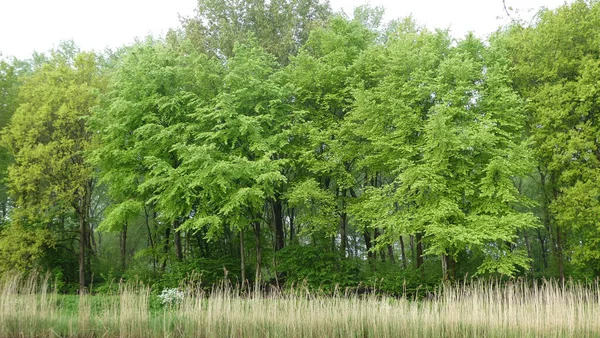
[1, 274, 599, 337]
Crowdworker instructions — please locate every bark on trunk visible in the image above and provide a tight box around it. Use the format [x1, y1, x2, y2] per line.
[174, 220, 183, 261]
[272, 199, 285, 251]
[387, 244, 395, 263]
[340, 212, 347, 257]
[399, 236, 407, 269]
[537, 228, 548, 269]
[253, 222, 262, 290]
[161, 226, 171, 272]
[364, 231, 373, 260]
[120, 223, 128, 271]
[78, 210, 87, 294]
[289, 208, 295, 243]
[240, 230, 246, 284]
[416, 232, 424, 270]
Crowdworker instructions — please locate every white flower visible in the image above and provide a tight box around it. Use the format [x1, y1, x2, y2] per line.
[158, 288, 184, 306]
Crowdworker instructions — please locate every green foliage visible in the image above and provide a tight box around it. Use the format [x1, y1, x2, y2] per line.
[0, 224, 53, 274]
[499, 0, 600, 276]
[156, 257, 242, 290]
[276, 244, 362, 290]
[6, 1, 600, 292]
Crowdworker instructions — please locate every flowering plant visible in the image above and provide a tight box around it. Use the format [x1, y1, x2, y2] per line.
[158, 288, 184, 306]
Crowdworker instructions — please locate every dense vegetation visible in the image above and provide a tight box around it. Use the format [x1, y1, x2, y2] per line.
[1, 0, 599, 295]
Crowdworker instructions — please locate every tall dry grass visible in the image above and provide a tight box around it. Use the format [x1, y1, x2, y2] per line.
[0, 274, 599, 337]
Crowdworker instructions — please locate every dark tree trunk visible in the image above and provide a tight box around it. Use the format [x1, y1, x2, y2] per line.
[78, 209, 87, 293]
[161, 226, 171, 272]
[120, 223, 128, 271]
[364, 231, 373, 259]
[416, 232, 424, 270]
[387, 244, 395, 263]
[289, 208, 295, 243]
[537, 228, 548, 269]
[556, 226, 565, 281]
[77, 180, 93, 294]
[340, 212, 347, 257]
[399, 236, 407, 269]
[144, 206, 157, 273]
[272, 199, 285, 251]
[253, 222, 262, 289]
[240, 230, 246, 284]
[174, 220, 183, 261]
[443, 254, 456, 280]
[375, 228, 385, 261]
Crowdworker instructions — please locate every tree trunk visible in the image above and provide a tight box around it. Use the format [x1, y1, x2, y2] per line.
[289, 208, 295, 243]
[253, 222, 262, 290]
[443, 254, 456, 280]
[78, 209, 87, 294]
[161, 226, 171, 272]
[387, 244, 395, 263]
[120, 223, 128, 271]
[537, 228, 548, 269]
[364, 230, 373, 260]
[556, 226, 565, 281]
[144, 206, 157, 273]
[399, 236, 407, 269]
[272, 199, 285, 251]
[416, 232, 424, 270]
[240, 230, 246, 284]
[174, 220, 183, 261]
[340, 211, 347, 257]
[375, 228, 385, 261]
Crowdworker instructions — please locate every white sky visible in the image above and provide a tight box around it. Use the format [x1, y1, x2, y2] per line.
[0, 0, 571, 59]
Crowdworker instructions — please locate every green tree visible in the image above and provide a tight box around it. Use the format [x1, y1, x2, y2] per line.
[181, 0, 331, 64]
[499, 0, 600, 278]
[92, 40, 223, 274]
[2, 45, 104, 292]
[349, 28, 538, 278]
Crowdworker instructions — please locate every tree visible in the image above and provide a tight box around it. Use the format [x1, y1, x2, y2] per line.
[499, 0, 600, 278]
[349, 27, 538, 277]
[181, 0, 331, 65]
[2, 45, 104, 292]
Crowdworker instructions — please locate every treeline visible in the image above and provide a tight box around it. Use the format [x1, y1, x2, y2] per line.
[0, 0, 599, 294]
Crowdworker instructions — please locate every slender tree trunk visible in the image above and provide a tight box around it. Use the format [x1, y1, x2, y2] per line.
[387, 245, 395, 263]
[120, 223, 128, 271]
[253, 222, 262, 290]
[144, 206, 157, 273]
[375, 228, 385, 261]
[443, 254, 455, 280]
[399, 236, 407, 269]
[161, 227, 171, 272]
[289, 208, 295, 243]
[410, 235, 415, 263]
[522, 229, 532, 271]
[556, 226, 565, 281]
[537, 228, 548, 269]
[339, 189, 347, 257]
[240, 230, 246, 284]
[364, 231, 373, 260]
[78, 209, 87, 293]
[416, 232, 424, 270]
[272, 199, 285, 251]
[174, 220, 183, 262]
[340, 212, 347, 257]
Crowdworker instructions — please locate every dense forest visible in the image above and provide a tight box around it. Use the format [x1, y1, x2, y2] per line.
[1, 0, 599, 295]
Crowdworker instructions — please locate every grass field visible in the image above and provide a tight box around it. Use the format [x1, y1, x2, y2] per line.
[1, 274, 599, 337]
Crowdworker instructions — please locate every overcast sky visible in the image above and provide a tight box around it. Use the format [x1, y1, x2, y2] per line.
[0, 0, 570, 59]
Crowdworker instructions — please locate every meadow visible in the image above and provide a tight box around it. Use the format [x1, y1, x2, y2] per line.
[1, 274, 599, 337]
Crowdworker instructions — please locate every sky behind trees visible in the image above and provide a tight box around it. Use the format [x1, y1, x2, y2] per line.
[1, 0, 570, 59]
